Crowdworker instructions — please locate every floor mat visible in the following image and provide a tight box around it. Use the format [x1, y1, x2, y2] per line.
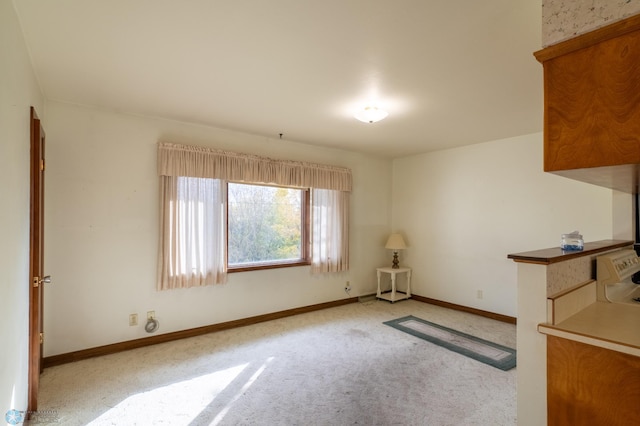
[384, 315, 516, 370]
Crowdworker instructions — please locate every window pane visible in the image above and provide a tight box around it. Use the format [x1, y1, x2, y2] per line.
[228, 183, 302, 266]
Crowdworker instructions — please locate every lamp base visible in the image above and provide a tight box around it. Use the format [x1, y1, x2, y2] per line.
[392, 251, 399, 269]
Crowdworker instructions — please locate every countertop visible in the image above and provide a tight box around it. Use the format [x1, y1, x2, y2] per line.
[538, 301, 640, 357]
[508, 239, 632, 265]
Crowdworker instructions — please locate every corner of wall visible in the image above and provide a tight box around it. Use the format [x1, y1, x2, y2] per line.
[0, 0, 45, 415]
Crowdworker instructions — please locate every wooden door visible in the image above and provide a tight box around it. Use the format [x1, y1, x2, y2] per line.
[28, 106, 47, 412]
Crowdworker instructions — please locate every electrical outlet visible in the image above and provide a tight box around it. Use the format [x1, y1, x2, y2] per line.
[129, 314, 138, 326]
[147, 310, 155, 320]
[477, 290, 483, 299]
[345, 281, 351, 293]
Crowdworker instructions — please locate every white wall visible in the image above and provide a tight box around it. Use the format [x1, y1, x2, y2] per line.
[0, 0, 45, 416]
[43, 101, 391, 356]
[391, 132, 613, 317]
[43, 105, 619, 355]
[613, 191, 634, 241]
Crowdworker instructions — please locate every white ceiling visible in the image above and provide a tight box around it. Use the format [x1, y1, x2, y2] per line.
[13, 0, 543, 158]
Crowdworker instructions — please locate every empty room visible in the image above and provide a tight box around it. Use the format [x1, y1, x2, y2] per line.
[3, 1, 640, 425]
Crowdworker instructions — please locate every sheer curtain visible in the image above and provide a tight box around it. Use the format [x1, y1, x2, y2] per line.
[157, 176, 227, 290]
[311, 189, 349, 273]
[157, 142, 352, 288]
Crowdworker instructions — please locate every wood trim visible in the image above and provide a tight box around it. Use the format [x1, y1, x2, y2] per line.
[43, 294, 516, 367]
[43, 297, 358, 368]
[28, 106, 45, 414]
[227, 259, 311, 273]
[507, 240, 632, 265]
[411, 294, 517, 324]
[534, 13, 640, 63]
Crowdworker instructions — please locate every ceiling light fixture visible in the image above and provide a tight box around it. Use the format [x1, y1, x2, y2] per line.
[354, 105, 388, 123]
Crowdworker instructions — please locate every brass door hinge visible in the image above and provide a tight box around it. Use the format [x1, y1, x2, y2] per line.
[39, 333, 43, 344]
[40, 159, 45, 171]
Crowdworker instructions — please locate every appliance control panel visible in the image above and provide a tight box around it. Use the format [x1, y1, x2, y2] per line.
[596, 249, 640, 285]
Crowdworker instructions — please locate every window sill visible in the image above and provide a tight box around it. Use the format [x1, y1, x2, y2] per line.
[228, 260, 311, 273]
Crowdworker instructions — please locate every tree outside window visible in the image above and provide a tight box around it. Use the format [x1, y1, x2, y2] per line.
[227, 182, 308, 269]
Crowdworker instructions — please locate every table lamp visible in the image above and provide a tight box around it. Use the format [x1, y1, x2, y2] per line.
[385, 233, 407, 269]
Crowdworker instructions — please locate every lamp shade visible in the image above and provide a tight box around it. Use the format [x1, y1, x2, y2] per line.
[385, 233, 407, 250]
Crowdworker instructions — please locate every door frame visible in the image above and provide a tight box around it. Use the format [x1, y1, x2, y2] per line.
[28, 106, 45, 412]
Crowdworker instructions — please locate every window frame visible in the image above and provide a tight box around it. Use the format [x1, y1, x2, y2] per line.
[226, 181, 311, 273]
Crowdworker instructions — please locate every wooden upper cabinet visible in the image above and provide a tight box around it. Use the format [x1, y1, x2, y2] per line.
[535, 14, 640, 193]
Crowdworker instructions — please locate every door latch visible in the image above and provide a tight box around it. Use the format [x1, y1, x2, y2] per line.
[32, 275, 51, 287]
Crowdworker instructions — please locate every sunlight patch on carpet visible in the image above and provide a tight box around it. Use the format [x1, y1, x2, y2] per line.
[384, 315, 516, 371]
[86, 363, 249, 425]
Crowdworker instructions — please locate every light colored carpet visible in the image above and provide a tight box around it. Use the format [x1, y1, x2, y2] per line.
[37, 299, 516, 425]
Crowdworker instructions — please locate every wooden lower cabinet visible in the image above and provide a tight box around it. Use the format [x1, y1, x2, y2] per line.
[547, 335, 640, 425]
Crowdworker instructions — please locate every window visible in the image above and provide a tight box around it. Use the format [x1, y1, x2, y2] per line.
[227, 182, 310, 270]
[157, 142, 351, 290]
